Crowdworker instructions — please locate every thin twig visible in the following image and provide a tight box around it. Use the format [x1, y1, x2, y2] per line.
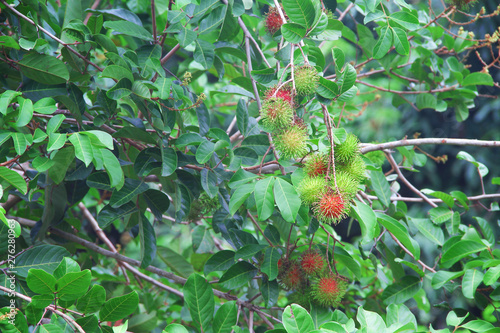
[388, 231, 436, 273]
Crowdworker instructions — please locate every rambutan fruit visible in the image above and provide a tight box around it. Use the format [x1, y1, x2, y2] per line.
[333, 170, 360, 201]
[260, 97, 294, 131]
[265, 85, 293, 105]
[304, 153, 328, 177]
[334, 133, 360, 164]
[289, 287, 312, 308]
[313, 189, 348, 224]
[273, 125, 308, 159]
[280, 261, 304, 290]
[265, 7, 283, 35]
[337, 154, 366, 182]
[294, 65, 319, 95]
[300, 250, 325, 276]
[311, 273, 348, 308]
[297, 176, 327, 205]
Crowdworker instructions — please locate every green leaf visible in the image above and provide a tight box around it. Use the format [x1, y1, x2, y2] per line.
[370, 170, 392, 207]
[316, 77, 339, 99]
[48, 146, 74, 184]
[373, 26, 393, 59]
[204, 250, 235, 275]
[56, 270, 92, 297]
[483, 265, 500, 286]
[103, 20, 153, 41]
[0, 35, 19, 49]
[46, 114, 66, 133]
[441, 240, 487, 268]
[183, 274, 215, 332]
[177, 27, 198, 47]
[32, 156, 54, 172]
[431, 270, 464, 289]
[155, 77, 173, 99]
[163, 324, 189, 333]
[261, 278, 279, 307]
[213, 301, 237, 333]
[27, 269, 56, 294]
[196, 140, 216, 164]
[377, 213, 420, 260]
[283, 304, 315, 333]
[462, 269, 484, 299]
[254, 177, 275, 221]
[15, 245, 70, 278]
[33, 97, 57, 114]
[281, 23, 307, 43]
[16, 97, 33, 127]
[236, 99, 249, 136]
[274, 178, 301, 223]
[429, 207, 453, 224]
[462, 72, 494, 86]
[75, 315, 101, 333]
[457, 151, 489, 177]
[235, 244, 267, 260]
[250, 68, 275, 85]
[412, 218, 444, 246]
[331, 47, 345, 72]
[201, 168, 219, 198]
[229, 183, 255, 215]
[357, 306, 387, 332]
[161, 146, 177, 177]
[282, 0, 317, 30]
[97, 202, 138, 228]
[11, 132, 30, 156]
[109, 178, 149, 208]
[381, 276, 422, 305]
[389, 11, 420, 31]
[53, 258, 81, 280]
[158, 246, 194, 278]
[107, 78, 132, 100]
[474, 216, 495, 245]
[262, 247, 280, 281]
[461, 320, 495, 332]
[391, 27, 409, 55]
[47, 133, 67, 152]
[0, 90, 21, 115]
[19, 52, 70, 85]
[351, 200, 377, 242]
[101, 65, 134, 82]
[228, 169, 258, 189]
[101, 149, 125, 190]
[219, 261, 258, 289]
[194, 39, 215, 70]
[99, 291, 139, 322]
[143, 189, 170, 221]
[139, 213, 157, 268]
[69, 133, 94, 167]
[339, 63, 357, 94]
[0, 166, 27, 194]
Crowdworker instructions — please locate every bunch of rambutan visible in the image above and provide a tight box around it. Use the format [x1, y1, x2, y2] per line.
[277, 250, 347, 308]
[260, 85, 308, 160]
[297, 133, 366, 224]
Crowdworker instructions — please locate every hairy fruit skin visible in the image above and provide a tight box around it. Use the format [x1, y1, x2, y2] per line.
[294, 65, 319, 95]
[334, 171, 360, 201]
[280, 262, 304, 290]
[298, 176, 327, 205]
[265, 86, 293, 105]
[304, 153, 328, 177]
[274, 125, 308, 159]
[337, 154, 366, 182]
[334, 133, 360, 164]
[260, 97, 294, 131]
[313, 190, 348, 224]
[301, 251, 325, 276]
[311, 274, 348, 307]
[265, 7, 283, 35]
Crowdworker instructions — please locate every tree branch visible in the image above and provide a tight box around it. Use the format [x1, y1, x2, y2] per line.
[361, 137, 500, 153]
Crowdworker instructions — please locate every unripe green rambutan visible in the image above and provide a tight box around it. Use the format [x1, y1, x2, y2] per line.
[311, 273, 348, 308]
[294, 65, 319, 95]
[313, 189, 348, 224]
[304, 153, 328, 177]
[333, 171, 360, 201]
[334, 133, 360, 164]
[298, 176, 327, 205]
[300, 250, 325, 276]
[274, 125, 308, 159]
[289, 287, 312, 308]
[260, 97, 294, 131]
[337, 154, 366, 182]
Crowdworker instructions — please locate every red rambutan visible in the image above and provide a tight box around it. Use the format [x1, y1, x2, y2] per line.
[280, 262, 303, 290]
[300, 251, 325, 276]
[311, 273, 347, 308]
[265, 7, 283, 35]
[265, 86, 293, 105]
[313, 190, 348, 224]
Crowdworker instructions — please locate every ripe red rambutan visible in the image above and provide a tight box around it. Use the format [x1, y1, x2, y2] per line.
[265, 7, 283, 35]
[313, 190, 348, 224]
[304, 153, 328, 177]
[265, 86, 293, 105]
[311, 273, 348, 308]
[300, 251, 325, 276]
[280, 262, 303, 290]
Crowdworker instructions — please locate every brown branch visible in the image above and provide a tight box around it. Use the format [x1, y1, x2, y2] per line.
[356, 80, 458, 94]
[387, 231, 436, 273]
[363, 193, 500, 203]
[361, 137, 500, 153]
[83, 0, 102, 25]
[247, 212, 273, 246]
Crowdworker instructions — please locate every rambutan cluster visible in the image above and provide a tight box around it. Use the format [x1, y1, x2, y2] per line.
[260, 85, 308, 160]
[277, 251, 347, 308]
[298, 133, 366, 224]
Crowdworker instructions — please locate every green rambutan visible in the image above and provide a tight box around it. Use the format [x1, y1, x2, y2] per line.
[265, 7, 283, 35]
[337, 154, 366, 182]
[300, 250, 325, 276]
[313, 189, 348, 224]
[304, 153, 328, 177]
[289, 287, 312, 308]
[311, 273, 348, 308]
[297, 176, 327, 205]
[334, 133, 360, 164]
[280, 261, 304, 290]
[333, 171, 360, 201]
[260, 97, 294, 131]
[273, 125, 308, 159]
[294, 65, 319, 95]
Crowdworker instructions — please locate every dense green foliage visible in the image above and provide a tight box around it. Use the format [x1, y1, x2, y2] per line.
[0, 0, 499, 332]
